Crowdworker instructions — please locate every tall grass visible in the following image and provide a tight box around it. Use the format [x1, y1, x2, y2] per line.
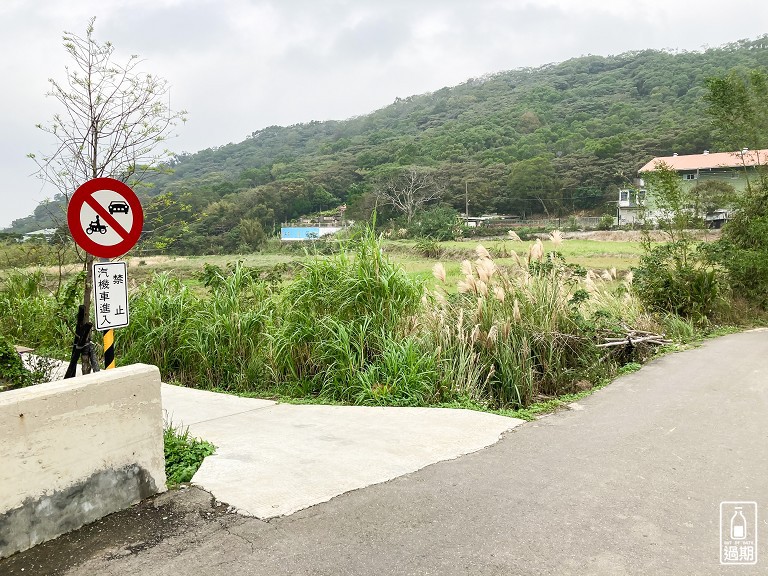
[269, 227, 428, 404]
[120, 273, 202, 383]
[178, 264, 272, 391]
[422, 247, 649, 408]
[121, 264, 272, 390]
[0, 230, 664, 409]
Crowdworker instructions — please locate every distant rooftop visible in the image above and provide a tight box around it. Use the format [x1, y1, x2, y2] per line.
[22, 228, 57, 237]
[638, 149, 768, 172]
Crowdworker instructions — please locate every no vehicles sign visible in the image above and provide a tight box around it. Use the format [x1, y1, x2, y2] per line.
[67, 178, 144, 258]
[93, 261, 129, 330]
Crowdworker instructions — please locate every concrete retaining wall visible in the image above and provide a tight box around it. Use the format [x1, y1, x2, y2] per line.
[0, 364, 166, 559]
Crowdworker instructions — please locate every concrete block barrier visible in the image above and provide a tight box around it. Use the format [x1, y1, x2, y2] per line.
[0, 364, 166, 558]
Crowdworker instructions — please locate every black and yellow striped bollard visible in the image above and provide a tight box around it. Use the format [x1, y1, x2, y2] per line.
[103, 329, 115, 369]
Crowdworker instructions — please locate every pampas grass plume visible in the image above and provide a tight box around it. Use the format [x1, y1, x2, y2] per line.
[432, 262, 446, 283]
[476, 244, 491, 260]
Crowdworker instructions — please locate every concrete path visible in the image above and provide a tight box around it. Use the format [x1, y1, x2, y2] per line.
[21, 353, 82, 380]
[3, 330, 767, 575]
[161, 385, 524, 518]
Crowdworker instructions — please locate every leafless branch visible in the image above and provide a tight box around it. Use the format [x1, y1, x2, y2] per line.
[375, 166, 442, 224]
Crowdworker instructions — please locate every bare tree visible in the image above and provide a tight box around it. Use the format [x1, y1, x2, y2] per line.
[375, 166, 443, 224]
[28, 18, 186, 372]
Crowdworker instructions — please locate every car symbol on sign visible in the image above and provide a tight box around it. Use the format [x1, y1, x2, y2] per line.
[108, 200, 130, 214]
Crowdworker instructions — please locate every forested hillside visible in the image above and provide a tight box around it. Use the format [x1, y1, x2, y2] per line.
[9, 36, 768, 252]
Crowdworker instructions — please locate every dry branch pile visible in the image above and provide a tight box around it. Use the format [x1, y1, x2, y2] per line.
[597, 329, 671, 349]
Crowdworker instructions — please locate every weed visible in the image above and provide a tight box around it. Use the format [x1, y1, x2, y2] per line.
[414, 237, 443, 259]
[0, 227, 730, 411]
[617, 362, 642, 375]
[122, 266, 272, 391]
[0, 269, 74, 358]
[661, 314, 697, 342]
[634, 239, 727, 323]
[421, 247, 628, 409]
[163, 421, 216, 487]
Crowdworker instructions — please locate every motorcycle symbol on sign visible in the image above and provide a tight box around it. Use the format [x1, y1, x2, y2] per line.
[86, 215, 108, 235]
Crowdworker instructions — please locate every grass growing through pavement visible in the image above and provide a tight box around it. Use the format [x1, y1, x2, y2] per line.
[163, 422, 216, 487]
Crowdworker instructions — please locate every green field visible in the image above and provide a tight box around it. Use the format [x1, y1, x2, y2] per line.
[119, 238, 645, 291]
[0, 236, 647, 292]
[388, 238, 643, 280]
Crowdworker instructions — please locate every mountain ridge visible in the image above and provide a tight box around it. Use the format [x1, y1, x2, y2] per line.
[7, 35, 768, 253]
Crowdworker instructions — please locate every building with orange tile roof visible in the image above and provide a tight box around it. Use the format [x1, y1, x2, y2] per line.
[618, 149, 767, 227]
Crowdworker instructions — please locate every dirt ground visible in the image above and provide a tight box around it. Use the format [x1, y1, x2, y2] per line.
[0, 486, 232, 575]
[561, 229, 721, 242]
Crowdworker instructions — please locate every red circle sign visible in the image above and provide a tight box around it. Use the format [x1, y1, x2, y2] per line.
[67, 178, 144, 258]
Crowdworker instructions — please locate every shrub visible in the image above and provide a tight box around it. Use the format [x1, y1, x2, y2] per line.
[598, 214, 615, 230]
[703, 185, 768, 308]
[407, 205, 461, 241]
[414, 237, 442, 258]
[633, 241, 726, 322]
[0, 334, 32, 389]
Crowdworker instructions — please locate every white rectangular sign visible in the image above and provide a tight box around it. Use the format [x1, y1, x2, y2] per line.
[93, 261, 129, 330]
[721, 501, 758, 565]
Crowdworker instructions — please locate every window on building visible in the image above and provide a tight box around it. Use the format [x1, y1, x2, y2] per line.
[636, 190, 646, 205]
[619, 190, 629, 203]
[684, 173, 697, 180]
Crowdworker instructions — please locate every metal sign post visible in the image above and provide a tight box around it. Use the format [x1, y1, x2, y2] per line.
[93, 261, 129, 369]
[67, 178, 142, 372]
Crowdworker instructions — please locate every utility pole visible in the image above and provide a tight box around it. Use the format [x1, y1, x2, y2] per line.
[465, 181, 470, 221]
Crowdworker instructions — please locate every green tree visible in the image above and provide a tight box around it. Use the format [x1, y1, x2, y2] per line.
[634, 164, 724, 321]
[407, 205, 460, 240]
[16, 40, 768, 251]
[142, 192, 193, 251]
[704, 68, 768, 151]
[238, 218, 266, 251]
[503, 157, 561, 216]
[641, 162, 700, 246]
[702, 67, 768, 308]
[689, 180, 737, 216]
[705, 186, 768, 308]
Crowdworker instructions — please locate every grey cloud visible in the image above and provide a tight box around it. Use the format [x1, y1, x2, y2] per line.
[97, 2, 232, 57]
[328, 14, 411, 62]
[4, 0, 768, 227]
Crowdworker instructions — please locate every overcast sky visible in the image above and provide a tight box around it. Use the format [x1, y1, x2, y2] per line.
[2, 0, 768, 229]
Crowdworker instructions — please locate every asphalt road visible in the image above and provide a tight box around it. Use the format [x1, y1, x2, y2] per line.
[3, 330, 767, 575]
